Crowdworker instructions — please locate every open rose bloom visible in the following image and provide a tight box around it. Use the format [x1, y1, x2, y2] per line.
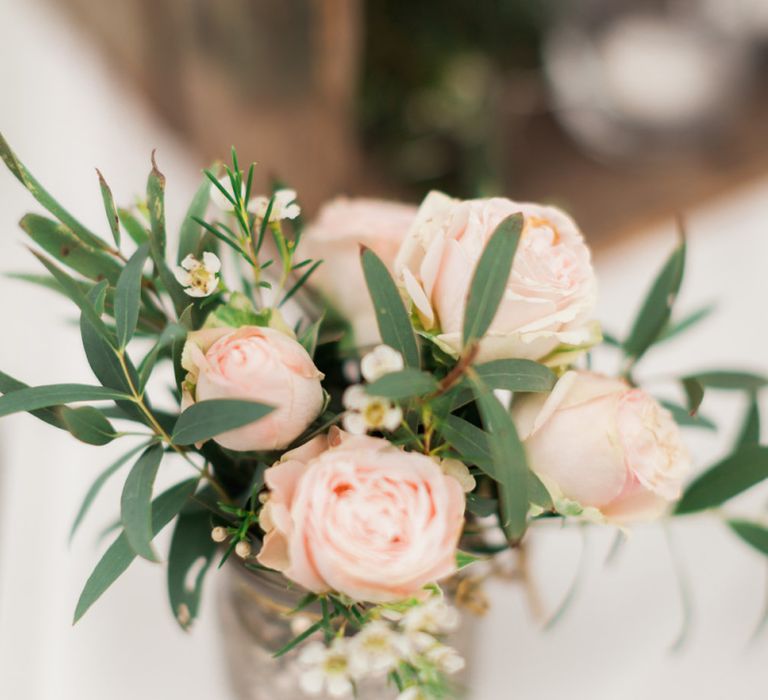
[395, 192, 600, 362]
[2, 143, 758, 700]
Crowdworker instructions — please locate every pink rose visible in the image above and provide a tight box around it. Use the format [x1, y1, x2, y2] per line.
[257, 428, 465, 602]
[181, 326, 324, 451]
[512, 371, 691, 522]
[394, 192, 600, 362]
[302, 198, 417, 347]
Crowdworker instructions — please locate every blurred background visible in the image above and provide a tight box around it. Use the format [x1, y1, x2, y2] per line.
[1, 1, 768, 699]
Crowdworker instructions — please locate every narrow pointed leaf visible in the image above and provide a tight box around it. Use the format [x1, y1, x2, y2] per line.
[681, 377, 704, 416]
[685, 371, 768, 392]
[121, 444, 164, 561]
[728, 519, 768, 557]
[0, 370, 64, 428]
[61, 406, 117, 445]
[0, 384, 130, 418]
[657, 304, 715, 344]
[660, 400, 716, 431]
[675, 445, 768, 514]
[20, 214, 122, 283]
[138, 322, 187, 391]
[736, 397, 761, 448]
[114, 244, 150, 348]
[96, 169, 121, 247]
[69, 443, 149, 543]
[365, 368, 438, 400]
[74, 478, 197, 623]
[171, 399, 274, 446]
[361, 247, 420, 368]
[462, 213, 523, 348]
[118, 208, 149, 246]
[178, 177, 212, 263]
[473, 359, 556, 393]
[1, 132, 110, 251]
[623, 236, 686, 361]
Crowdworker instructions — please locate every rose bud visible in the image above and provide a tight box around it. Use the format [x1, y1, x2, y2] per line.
[512, 371, 692, 522]
[302, 198, 417, 347]
[395, 192, 600, 363]
[181, 326, 324, 451]
[257, 428, 465, 602]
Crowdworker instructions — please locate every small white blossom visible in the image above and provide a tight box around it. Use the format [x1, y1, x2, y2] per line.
[175, 253, 221, 297]
[400, 597, 460, 636]
[235, 540, 252, 559]
[360, 345, 404, 383]
[250, 188, 301, 222]
[299, 639, 355, 698]
[425, 643, 465, 674]
[210, 526, 227, 543]
[437, 458, 476, 492]
[349, 620, 410, 677]
[210, 176, 242, 211]
[342, 385, 402, 435]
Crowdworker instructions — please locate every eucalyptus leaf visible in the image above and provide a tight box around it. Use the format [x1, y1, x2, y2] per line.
[121, 443, 164, 561]
[61, 406, 117, 445]
[96, 169, 121, 247]
[20, 214, 122, 284]
[0, 384, 130, 419]
[73, 478, 197, 623]
[365, 369, 438, 400]
[623, 236, 685, 362]
[728, 519, 768, 557]
[660, 400, 716, 431]
[114, 244, 150, 348]
[675, 444, 768, 514]
[462, 213, 523, 348]
[736, 396, 761, 448]
[0, 369, 64, 428]
[657, 304, 715, 345]
[681, 377, 705, 416]
[138, 322, 187, 391]
[298, 315, 324, 358]
[69, 443, 149, 544]
[685, 371, 768, 393]
[472, 359, 556, 393]
[171, 399, 274, 446]
[361, 247, 420, 369]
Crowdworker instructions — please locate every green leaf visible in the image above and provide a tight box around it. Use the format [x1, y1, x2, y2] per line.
[177, 177, 211, 263]
[361, 247, 420, 369]
[20, 214, 122, 284]
[96, 169, 121, 247]
[114, 244, 150, 348]
[660, 400, 716, 431]
[462, 213, 523, 348]
[675, 444, 768, 514]
[623, 236, 686, 361]
[468, 372, 529, 541]
[466, 493, 498, 517]
[456, 550, 483, 569]
[121, 444, 165, 561]
[728, 519, 768, 557]
[167, 502, 217, 629]
[736, 396, 761, 448]
[138, 322, 187, 391]
[171, 399, 274, 446]
[30, 249, 114, 343]
[61, 406, 117, 445]
[656, 304, 715, 345]
[1, 132, 110, 251]
[146, 154, 188, 316]
[0, 384, 130, 419]
[118, 208, 149, 246]
[681, 377, 705, 416]
[280, 259, 323, 307]
[685, 371, 768, 392]
[298, 315, 324, 358]
[0, 369, 65, 428]
[74, 478, 197, 623]
[69, 443, 149, 544]
[473, 359, 556, 393]
[365, 368, 438, 400]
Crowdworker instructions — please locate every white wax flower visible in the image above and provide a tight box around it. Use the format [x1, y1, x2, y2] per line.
[401, 597, 460, 636]
[299, 639, 355, 698]
[437, 458, 475, 493]
[174, 253, 221, 297]
[424, 643, 465, 674]
[360, 345, 405, 383]
[342, 385, 402, 434]
[250, 188, 301, 222]
[210, 176, 242, 211]
[349, 620, 409, 676]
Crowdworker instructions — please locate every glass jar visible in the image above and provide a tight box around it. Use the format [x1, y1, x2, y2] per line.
[218, 561, 475, 700]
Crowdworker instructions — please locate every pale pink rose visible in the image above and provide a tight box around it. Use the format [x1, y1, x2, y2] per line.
[181, 326, 324, 451]
[302, 198, 417, 347]
[257, 428, 465, 602]
[512, 371, 691, 522]
[394, 192, 600, 362]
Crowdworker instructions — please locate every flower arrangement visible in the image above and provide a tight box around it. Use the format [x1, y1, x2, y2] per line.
[1, 133, 767, 700]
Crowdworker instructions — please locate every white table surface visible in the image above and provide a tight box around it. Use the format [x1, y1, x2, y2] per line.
[1, 1, 767, 698]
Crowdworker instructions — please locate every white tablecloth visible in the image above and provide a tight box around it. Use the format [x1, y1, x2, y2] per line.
[1, 1, 767, 698]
